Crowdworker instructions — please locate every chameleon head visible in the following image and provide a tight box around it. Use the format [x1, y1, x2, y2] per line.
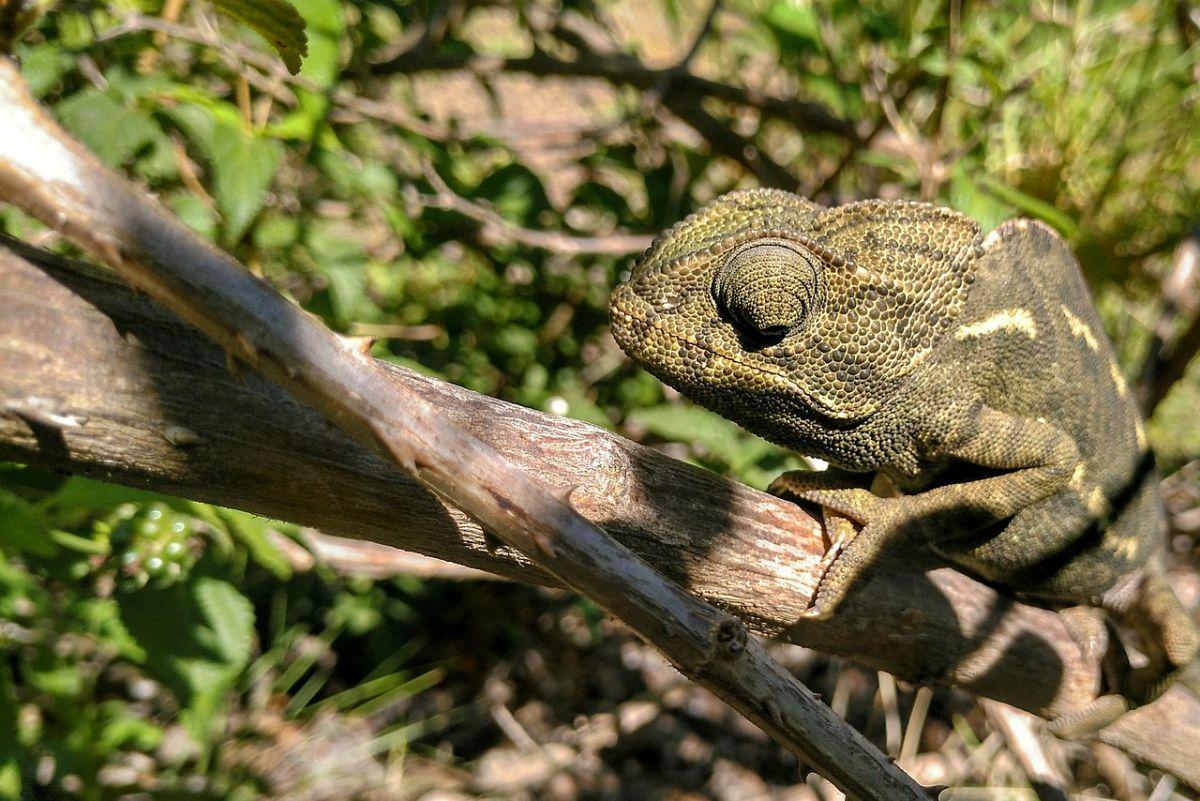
[610, 188, 979, 450]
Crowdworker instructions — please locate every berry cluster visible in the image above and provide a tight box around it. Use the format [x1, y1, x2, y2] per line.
[105, 502, 200, 587]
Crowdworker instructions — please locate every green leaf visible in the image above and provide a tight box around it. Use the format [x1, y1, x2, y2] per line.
[168, 103, 284, 246]
[25, 656, 83, 698]
[0, 664, 19, 801]
[56, 90, 164, 169]
[209, 128, 284, 247]
[212, 509, 292, 580]
[209, 0, 309, 75]
[0, 489, 55, 557]
[15, 44, 75, 98]
[475, 164, 551, 226]
[947, 165, 1012, 234]
[979, 178, 1080, 240]
[47, 476, 168, 510]
[96, 702, 164, 752]
[764, 0, 823, 54]
[117, 567, 255, 745]
[321, 262, 370, 326]
[627, 404, 743, 455]
[267, 0, 343, 139]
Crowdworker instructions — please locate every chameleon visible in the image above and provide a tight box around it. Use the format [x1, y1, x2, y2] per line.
[609, 187, 1198, 736]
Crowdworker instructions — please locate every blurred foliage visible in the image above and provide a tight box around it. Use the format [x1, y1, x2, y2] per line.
[1, 0, 1199, 797]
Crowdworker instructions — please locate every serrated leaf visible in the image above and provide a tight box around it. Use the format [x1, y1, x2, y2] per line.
[56, 90, 164, 169]
[193, 576, 255, 668]
[209, 127, 284, 246]
[213, 509, 292, 580]
[117, 566, 255, 746]
[210, 0, 308, 74]
[263, 0, 341, 139]
[168, 103, 284, 245]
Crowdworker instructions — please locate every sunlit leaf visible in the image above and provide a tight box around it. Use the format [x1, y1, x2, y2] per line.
[0, 489, 55, 557]
[56, 90, 164, 169]
[168, 103, 284, 246]
[210, 0, 308, 74]
[764, 0, 823, 54]
[117, 565, 255, 745]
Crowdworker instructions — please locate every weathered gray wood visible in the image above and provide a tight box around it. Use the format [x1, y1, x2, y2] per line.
[4, 246, 1198, 789]
[0, 61, 929, 801]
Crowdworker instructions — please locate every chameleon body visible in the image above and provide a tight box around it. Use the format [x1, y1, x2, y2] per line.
[609, 188, 1197, 736]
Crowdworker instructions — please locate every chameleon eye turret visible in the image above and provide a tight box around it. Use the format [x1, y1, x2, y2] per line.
[712, 242, 821, 343]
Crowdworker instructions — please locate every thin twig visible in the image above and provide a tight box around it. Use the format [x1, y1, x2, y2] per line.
[372, 43, 855, 138]
[0, 59, 929, 801]
[1139, 227, 1200, 413]
[981, 700, 1069, 801]
[4, 241, 1200, 788]
[417, 163, 655, 256]
[285, 529, 505, 581]
[676, 0, 721, 70]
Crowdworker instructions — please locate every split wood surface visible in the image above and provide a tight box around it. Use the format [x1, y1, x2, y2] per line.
[1, 58, 1197, 792]
[0, 58, 928, 801]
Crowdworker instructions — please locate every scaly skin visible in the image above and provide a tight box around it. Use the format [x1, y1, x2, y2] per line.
[609, 188, 1198, 737]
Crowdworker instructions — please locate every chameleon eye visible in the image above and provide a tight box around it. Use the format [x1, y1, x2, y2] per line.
[712, 242, 822, 343]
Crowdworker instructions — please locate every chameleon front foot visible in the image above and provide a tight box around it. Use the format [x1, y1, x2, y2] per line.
[770, 469, 897, 619]
[797, 512, 861, 620]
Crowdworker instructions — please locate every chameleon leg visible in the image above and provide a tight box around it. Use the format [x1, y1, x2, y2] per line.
[1050, 568, 1198, 738]
[774, 407, 1084, 618]
[1048, 607, 1133, 739]
[769, 468, 877, 521]
[770, 469, 883, 619]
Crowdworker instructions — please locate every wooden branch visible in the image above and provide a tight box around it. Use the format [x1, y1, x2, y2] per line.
[2, 242, 1198, 788]
[370, 42, 855, 140]
[0, 60, 927, 801]
[283, 529, 508, 581]
[1140, 227, 1200, 413]
[417, 163, 655, 256]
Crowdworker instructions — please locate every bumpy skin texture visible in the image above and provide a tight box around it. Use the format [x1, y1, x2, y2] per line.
[610, 188, 1198, 736]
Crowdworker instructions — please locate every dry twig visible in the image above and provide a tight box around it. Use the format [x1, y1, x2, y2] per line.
[416, 162, 655, 256]
[1139, 227, 1200, 413]
[3, 241, 1200, 789]
[0, 58, 927, 801]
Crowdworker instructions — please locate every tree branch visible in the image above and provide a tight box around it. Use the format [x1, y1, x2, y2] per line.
[370, 42, 856, 141]
[0, 59, 926, 801]
[416, 162, 655, 256]
[1139, 227, 1200, 413]
[2, 242, 1199, 788]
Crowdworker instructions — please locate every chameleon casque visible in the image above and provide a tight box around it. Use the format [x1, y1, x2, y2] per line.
[609, 188, 1198, 736]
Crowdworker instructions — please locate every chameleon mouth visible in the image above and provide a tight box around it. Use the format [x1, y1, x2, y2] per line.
[609, 302, 849, 420]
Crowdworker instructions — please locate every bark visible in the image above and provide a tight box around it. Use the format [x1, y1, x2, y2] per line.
[0, 59, 926, 801]
[2, 244, 1198, 787]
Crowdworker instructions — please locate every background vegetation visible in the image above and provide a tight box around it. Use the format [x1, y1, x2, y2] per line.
[1, 0, 1199, 798]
